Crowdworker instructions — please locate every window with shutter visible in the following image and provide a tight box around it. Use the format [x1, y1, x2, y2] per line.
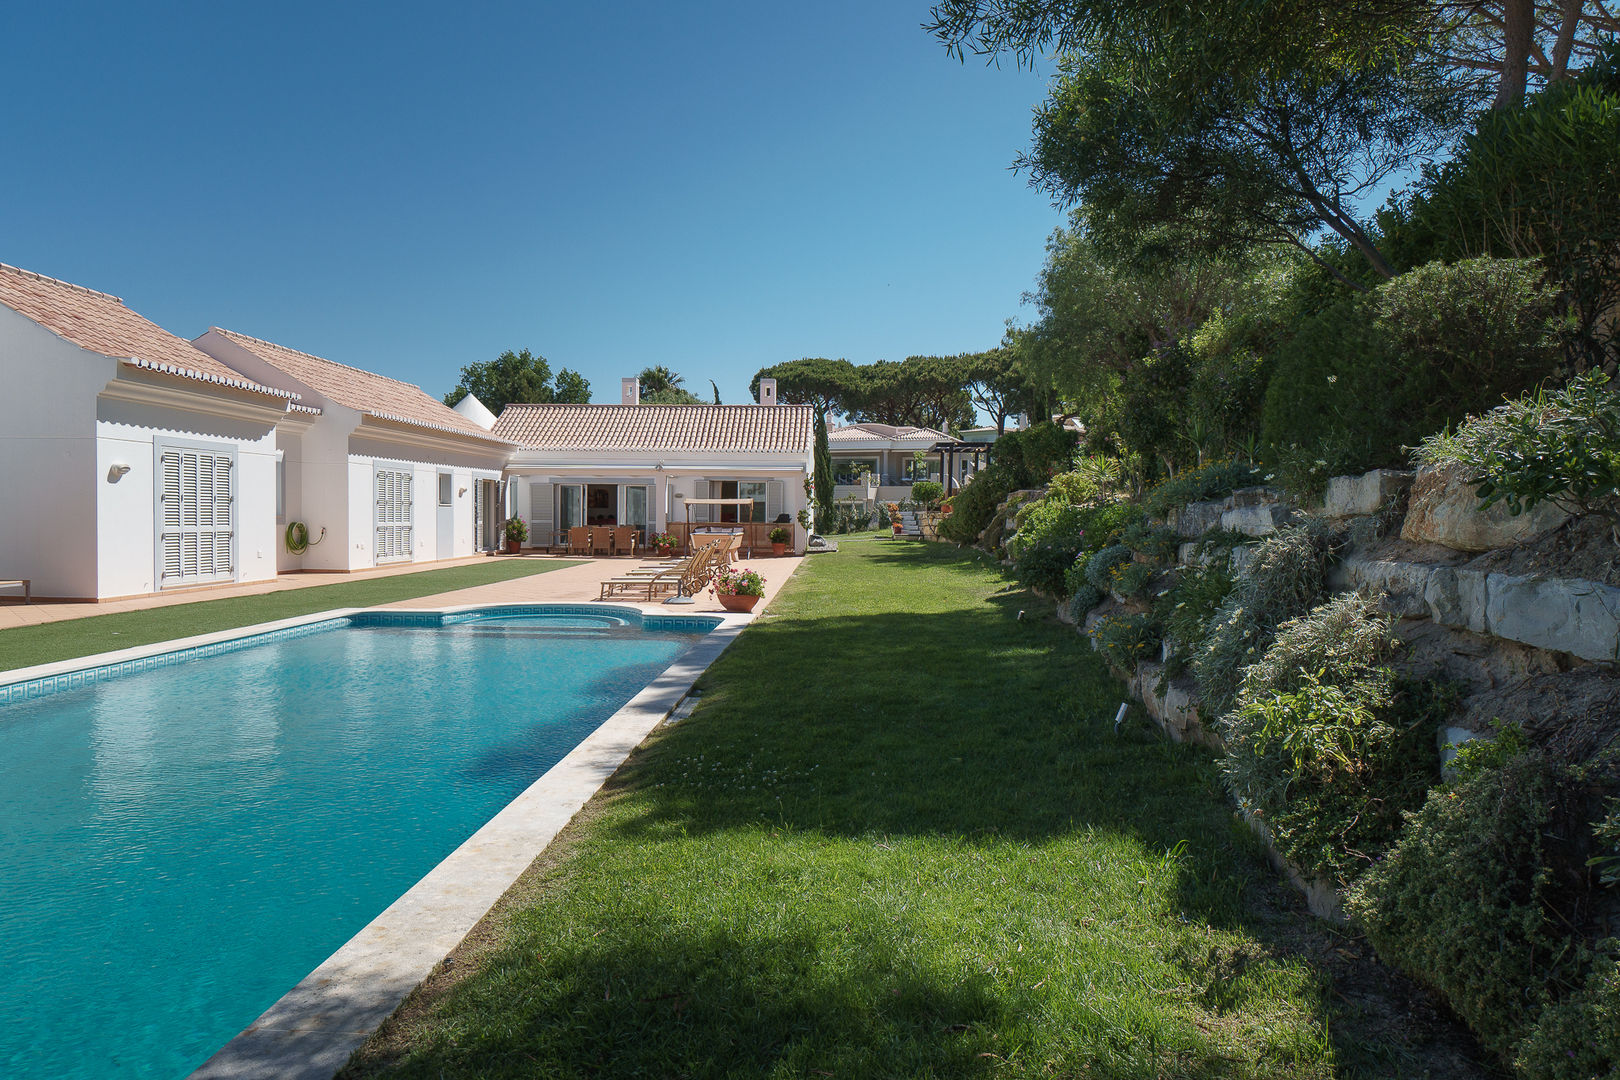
[156, 444, 235, 587]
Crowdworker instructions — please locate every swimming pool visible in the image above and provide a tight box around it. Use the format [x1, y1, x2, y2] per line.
[0, 606, 719, 1079]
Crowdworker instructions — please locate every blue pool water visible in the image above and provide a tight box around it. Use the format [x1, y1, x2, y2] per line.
[0, 609, 712, 1079]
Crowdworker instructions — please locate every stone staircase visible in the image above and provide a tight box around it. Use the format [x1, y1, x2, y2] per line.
[896, 511, 922, 536]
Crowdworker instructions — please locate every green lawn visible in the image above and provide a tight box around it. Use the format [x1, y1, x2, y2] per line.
[345, 542, 1479, 1079]
[0, 559, 580, 673]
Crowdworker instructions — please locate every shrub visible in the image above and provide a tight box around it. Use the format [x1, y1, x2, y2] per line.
[1516, 950, 1620, 1080]
[1143, 459, 1263, 520]
[1191, 522, 1333, 716]
[1398, 46, 1620, 368]
[1219, 595, 1445, 884]
[1184, 311, 1274, 459]
[1063, 552, 1091, 597]
[1154, 559, 1235, 656]
[1089, 612, 1161, 673]
[1349, 749, 1620, 1067]
[1120, 519, 1180, 561]
[1414, 370, 1620, 527]
[1110, 560, 1155, 598]
[910, 480, 944, 507]
[1377, 257, 1563, 402]
[1011, 500, 1089, 595]
[994, 422, 1080, 488]
[939, 464, 1014, 544]
[1084, 544, 1133, 593]
[1044, 469, 1104, 506]
[1066, 584, 1104, 620]
[1119, 343, 1193, 473]
[1261, 259, 1565, 493]
[1073, 501, 1145, 551]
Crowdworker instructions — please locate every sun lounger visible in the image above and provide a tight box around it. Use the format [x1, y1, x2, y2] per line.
[598, 546, 717, 601]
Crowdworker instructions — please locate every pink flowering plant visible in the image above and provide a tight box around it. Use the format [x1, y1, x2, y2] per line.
[709, 566, 766, 597]
[650, 532, 677, 551]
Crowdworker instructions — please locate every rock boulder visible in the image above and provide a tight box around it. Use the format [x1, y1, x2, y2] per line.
[1400, 462, 1569, 552]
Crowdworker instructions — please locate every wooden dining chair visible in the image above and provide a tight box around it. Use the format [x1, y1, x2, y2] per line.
[568, 526, 590, 556]
[612, 525, 637, 557]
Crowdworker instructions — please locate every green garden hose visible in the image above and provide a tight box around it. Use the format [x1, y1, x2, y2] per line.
[284, 521, 324, 554]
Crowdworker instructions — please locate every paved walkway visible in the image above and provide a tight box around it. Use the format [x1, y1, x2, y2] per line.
[0, 552, 807, 629]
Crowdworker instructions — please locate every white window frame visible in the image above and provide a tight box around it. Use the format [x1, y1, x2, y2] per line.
[154, 439, 237, 589]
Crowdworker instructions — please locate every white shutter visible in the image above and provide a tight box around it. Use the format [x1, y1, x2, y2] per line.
[374, 466, 414, 563]
[474, 481, 488, 551]
[157, 445, 234, 587]
[691, 480, 710, 523]
[766, 480, 783, 522]
[529, 482, 553, 547]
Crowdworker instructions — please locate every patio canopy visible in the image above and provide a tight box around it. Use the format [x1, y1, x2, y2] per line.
[926, 440, 991, 495]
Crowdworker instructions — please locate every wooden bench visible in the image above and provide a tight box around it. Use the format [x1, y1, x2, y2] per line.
[1, 578, 31, 604]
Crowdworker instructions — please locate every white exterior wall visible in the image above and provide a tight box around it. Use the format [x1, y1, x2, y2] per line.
[91, 413, 279, 597]
[0, 307, 109, 598]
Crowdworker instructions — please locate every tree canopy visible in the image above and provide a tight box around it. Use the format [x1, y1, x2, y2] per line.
[639, 365, 704, 405]
[751, 355, 977, 431]
[443, 349, 591, 411]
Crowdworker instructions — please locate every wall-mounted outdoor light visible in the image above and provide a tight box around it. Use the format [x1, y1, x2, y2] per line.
[107, 463, 131, 482]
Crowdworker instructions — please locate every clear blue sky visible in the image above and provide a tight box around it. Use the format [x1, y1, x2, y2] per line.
[1, 1, 1066, 404]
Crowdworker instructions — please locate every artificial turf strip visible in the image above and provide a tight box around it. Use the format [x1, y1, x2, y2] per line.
[343, 542, 1468, 1079]
[0, 559, 581, 672]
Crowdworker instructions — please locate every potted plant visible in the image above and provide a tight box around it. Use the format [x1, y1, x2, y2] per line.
[710, 566, 765, 612]
[768, 526, 790, 555]
[651, 531, 678, 556]
[503, 516, 528, 554]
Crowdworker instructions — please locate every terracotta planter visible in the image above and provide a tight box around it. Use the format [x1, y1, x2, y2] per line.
[771, 542, 787, 556]
[505, 539, 522, 554]
[717, 592, 761, 613]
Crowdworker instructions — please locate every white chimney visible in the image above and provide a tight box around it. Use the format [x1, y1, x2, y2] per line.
[621, 377, 640, 405]
[451, 392, 498, 430]
[758, 378, 777, 406]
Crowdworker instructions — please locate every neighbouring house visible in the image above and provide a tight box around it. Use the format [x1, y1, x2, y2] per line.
[0, 263, 302, 600]
[486, 377, 814, 553]
[827, 422, 963, 504]
[194, 328, 516, 571]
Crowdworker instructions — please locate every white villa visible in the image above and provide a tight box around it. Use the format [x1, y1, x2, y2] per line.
[0, 263, 301, 600]
[827, 422, 955, 504]
[0, 261, 819, 599]
[194, 328, 515, 572]
[481, 378, 815, 554]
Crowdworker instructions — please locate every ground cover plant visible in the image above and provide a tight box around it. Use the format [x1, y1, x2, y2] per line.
[0, 559, 580, 672]
[1350, 746, 1620, 1077]
[344, 541, 1483, 1079]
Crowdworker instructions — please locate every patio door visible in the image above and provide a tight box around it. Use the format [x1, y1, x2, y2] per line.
[622, 484, 649, 539]
[557, 484, 585, 536]
[374, 466, 414, 563]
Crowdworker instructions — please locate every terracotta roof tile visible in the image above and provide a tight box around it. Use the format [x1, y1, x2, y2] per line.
[828, 422, 949, 444]
[493, 403, 814, 455]
[207, 327, 512, 444]
[0, 263, 295, 400]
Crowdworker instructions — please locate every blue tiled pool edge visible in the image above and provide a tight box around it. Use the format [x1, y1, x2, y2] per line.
[0, 604, 722, 706]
